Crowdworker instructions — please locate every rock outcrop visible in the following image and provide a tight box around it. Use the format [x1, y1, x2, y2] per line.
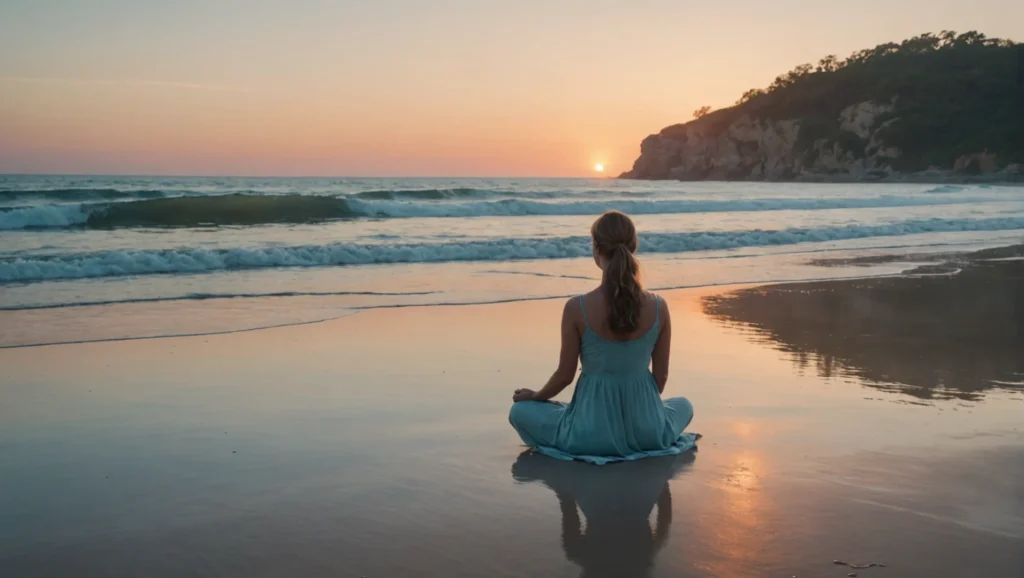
[623, 101, 916, 181]
[628, 116, 804, 180]
[953, 151, 999, 174]
[621, 99, 1019, 181]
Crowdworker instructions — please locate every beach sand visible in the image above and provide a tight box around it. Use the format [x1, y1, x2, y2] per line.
[1, 259, 1022, 577]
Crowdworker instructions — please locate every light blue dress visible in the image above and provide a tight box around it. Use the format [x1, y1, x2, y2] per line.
[509, 295, 698, 465]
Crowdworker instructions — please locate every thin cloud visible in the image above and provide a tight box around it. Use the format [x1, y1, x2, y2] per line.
[0, 76, 255, 93]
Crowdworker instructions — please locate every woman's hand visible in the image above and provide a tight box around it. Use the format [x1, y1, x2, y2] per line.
[513, 388, 537, 402]
[510, 297, 583, 405]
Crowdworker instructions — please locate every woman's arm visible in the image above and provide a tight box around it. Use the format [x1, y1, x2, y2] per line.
[513, 298, 581, 402]
[651, 296, 672, 394]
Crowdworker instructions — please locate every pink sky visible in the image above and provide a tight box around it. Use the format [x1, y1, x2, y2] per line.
[1, 0, 1022, 177]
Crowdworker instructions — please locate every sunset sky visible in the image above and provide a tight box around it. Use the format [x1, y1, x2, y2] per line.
[2, 0, 1022, 177]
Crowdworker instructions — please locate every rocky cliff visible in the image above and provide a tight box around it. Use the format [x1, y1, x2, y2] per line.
[621, 32, 1024, 182]
[622, 101, 916, 180]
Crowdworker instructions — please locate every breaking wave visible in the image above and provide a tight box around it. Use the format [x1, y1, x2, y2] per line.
[0, 192, 1001, 230]
[3, 216, 1022, 283]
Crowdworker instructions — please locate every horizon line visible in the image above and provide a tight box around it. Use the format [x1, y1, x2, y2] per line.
[0, 172, 621, 180]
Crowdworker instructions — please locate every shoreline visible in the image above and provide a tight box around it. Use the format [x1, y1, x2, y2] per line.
[5, 242, 1020, 351]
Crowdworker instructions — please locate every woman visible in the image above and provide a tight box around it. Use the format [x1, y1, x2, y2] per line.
[509, 210, 698, 464]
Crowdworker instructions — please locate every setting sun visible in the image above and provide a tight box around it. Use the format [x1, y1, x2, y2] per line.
[594, 163, 605, 173]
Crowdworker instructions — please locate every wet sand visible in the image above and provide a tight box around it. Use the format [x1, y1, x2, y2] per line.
[705, 250, 1024, 400]
[1, 264, 1022, 577]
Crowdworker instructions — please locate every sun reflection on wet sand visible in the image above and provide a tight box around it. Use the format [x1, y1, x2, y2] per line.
[732, 421, 756, 440]
[689, 451, 778, 578]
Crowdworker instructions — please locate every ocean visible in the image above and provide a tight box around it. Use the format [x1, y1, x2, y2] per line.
[2, 174, 1023, 348]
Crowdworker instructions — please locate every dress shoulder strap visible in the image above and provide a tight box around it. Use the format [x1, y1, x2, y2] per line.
[579, 295, 590, 330]
[653, 293, 661, 326]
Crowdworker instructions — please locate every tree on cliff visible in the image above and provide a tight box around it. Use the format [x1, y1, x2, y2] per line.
[734, 31, 1022, 170]
[692, 106, 712, 119]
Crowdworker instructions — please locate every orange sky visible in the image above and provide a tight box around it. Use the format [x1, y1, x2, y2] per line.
[1, 0, 1022, 177]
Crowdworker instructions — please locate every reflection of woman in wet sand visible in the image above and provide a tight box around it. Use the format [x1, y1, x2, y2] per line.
[512, 450, 695, 578]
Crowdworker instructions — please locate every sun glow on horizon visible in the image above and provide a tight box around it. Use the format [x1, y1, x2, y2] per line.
[594, 163, 605, 173]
